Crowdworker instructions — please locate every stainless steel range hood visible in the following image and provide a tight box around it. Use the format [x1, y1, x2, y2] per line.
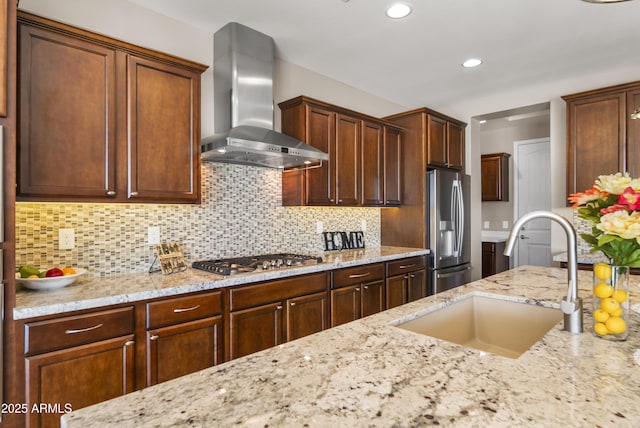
[201, 22, 329, 169]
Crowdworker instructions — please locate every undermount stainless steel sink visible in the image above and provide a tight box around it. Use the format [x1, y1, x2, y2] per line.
[393, 293, 562, 359]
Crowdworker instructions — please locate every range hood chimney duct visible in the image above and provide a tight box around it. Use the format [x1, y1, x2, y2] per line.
[201, 22, 328, 169]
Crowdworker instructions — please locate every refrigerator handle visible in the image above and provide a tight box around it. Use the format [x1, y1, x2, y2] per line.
[452, 180, 462, 257]
[456, 179, 464, 257]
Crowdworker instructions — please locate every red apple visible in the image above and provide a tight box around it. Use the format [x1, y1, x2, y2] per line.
[45, 268, 64, 277]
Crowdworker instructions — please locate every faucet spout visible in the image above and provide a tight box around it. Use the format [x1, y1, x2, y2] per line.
[503, 210, 583, 334]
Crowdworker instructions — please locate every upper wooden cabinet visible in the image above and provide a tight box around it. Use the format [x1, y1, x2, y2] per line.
[0, 0, 7, 117]
[17, 12, 207, 203]
[279, 96, 402, 207]
[424, 112, 465, 170]
[563, 80, 640, 203]
[381, 108, 467, 249]
[481, 152, 510, 201]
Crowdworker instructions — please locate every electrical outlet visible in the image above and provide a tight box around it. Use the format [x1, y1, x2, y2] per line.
[502, 220, 509, 229]
[148, 226, 160, 245]
[483, 221, 490, 229]
[316, 221, 323, 234]
[361, 219, 367, 231]
[59, 228, 75, 250]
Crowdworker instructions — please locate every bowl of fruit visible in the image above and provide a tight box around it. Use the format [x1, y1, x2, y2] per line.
[15, 266, 86, 290]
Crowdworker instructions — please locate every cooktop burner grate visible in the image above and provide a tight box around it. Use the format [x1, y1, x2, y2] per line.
[192, 253, 324, 275]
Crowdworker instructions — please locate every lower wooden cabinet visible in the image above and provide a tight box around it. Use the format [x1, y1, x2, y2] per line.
[385, 256, 428, 309]
[482, 241, 509, 278]
[228, 272, 329, 360]
[145, 291, 223, 386]
[331, 263, 385, 327]
[24, 307, 136, 428]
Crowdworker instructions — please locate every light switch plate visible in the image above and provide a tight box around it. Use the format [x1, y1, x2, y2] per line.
[316, 221, 323, 234]
[361, 219, 367, 231]
[148, 226, 160, 245]
[483, 221, 490, 229]
[502, 220, 509, 229]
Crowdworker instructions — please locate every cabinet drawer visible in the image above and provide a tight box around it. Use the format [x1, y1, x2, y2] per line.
[386, 256, 426, 277]
[332, 263, 384, 288]
[230, 272, 328, 311]
[25, 307, 134, 355]
[147, 291, 222, 329]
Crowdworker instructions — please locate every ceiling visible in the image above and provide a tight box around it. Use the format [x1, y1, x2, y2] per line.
[129, 0, 639, 114]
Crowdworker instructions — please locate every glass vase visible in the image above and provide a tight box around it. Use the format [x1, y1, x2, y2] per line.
[592, 263, 629, 341]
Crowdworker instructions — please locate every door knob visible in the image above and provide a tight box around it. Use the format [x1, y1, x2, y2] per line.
[520, 235, 530, 240]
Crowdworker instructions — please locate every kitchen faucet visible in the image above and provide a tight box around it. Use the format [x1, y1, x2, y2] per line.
[503, 210, 583, 334]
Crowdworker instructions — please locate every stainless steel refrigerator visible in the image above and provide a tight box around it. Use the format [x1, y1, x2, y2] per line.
[427, 169, 471, 294]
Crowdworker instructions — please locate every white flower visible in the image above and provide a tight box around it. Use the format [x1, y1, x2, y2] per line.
[595, 172, 640, 194]
[597, 210, 640, 240]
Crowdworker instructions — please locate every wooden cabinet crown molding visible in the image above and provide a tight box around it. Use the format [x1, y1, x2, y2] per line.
[17, 10, 208, 73]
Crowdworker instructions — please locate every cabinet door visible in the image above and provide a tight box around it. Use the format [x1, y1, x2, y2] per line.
[361, 280, 385, 318]
[147, 316, 222, 386]
[407, 269, 427, 302]
[127, 55, 200, 203]
[627, 87, 640, 177]
[447, 122, 465, 170]
[26, 335, 135, 428]
[304, 105, 336, 205]
[426, 115, 448, 168]
[566, 92, 626, 199]
[286, 291, 328, 341]
[335, 113, 360, 205]
[481, 153, 509, 201]
[361, 120, 384, 206]
[0, 0, 7, 117]
[229, 302, 283, 360]
[330, 285, 361, 327]
[18, 23, 117, 198]
[383, 126, 402, 206]
[385, 275, 407, 309]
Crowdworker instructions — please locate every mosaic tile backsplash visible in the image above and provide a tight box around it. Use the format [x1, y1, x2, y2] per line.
[16, 163, 381, 276]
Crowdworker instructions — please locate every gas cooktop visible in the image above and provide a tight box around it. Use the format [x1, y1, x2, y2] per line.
[192, 253, 324, 276]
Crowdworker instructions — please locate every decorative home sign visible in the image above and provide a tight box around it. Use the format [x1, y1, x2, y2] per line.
[323, 231, 365, 251]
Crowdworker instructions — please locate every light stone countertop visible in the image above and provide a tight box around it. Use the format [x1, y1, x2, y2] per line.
[61, 266, 640, 427]
[14, 246, 429, 320]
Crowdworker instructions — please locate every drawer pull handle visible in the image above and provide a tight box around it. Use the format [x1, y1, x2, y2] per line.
[149, 335, 159, 341]
[173, 305, 200, 313]
[349, 272, 371, 279]
[399, 264, 416, 269]
[65, 323, 103, 334]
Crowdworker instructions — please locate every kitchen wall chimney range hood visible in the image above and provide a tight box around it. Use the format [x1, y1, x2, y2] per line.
[202, 22, 329, 169]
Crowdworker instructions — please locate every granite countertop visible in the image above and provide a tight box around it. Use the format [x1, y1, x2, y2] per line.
[481, 230, 510, 243]
[14, 246, 429, 320]
[61, 266, 640, 427]
[553, 251, 608, 265]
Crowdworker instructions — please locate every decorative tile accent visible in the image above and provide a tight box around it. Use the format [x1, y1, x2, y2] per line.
[16, 163, 381, 276]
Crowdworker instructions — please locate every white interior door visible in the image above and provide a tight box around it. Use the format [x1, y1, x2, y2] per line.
[513, 138, 551, 267]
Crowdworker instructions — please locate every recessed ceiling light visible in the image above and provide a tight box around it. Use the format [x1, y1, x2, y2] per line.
[386, 3, 412, 19]
[462, 58, 483, 68]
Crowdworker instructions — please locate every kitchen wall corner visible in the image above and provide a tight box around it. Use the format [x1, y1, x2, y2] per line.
[15, 163, 381, 276]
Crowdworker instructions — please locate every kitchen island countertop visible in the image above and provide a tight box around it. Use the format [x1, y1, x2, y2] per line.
[15, 246, 429, 320]
[61, 266, 640, 427]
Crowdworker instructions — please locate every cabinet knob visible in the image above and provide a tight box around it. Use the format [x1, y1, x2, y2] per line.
[125, 340, 135, 347]
[106, 190, 116, 196]
[149, 335, 159, 341]
[355, 287, 360, 292]
[338, 199, 343, 203]
[277, 305, 283, 310]
[363, 285, 369, 289]
[130, 191, 139, 197]
[290, 302, 296, 307]
[404, 275, 409, 279]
